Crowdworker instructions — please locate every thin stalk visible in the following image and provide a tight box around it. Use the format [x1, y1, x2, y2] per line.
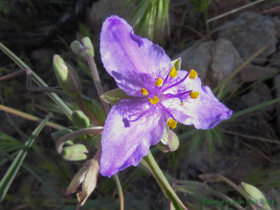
[144, 151, 187, 210]
[0, 104, 65, 130]
[74, 94, 103, 126]
[203, 9, 211, 39]
[56, 127, 104, 155]
[86, 56, 110, 114]
[113, 175, 124, 210]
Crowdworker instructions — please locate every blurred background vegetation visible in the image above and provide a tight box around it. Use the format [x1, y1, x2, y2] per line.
[1, 0, 280, 209]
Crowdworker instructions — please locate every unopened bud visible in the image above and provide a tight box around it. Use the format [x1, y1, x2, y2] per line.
[53, 55, 81, 97]
[72, 110, 90, 128]
[71, 37, 94, 60]
[240, 182, 271, 210]
[66, 150, 100, 209]
[158, 127, 179, 153]
[62, 144, 88, 161]
[167, 130, 179, 152]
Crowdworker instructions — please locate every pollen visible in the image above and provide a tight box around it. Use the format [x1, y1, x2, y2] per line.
[169, 66, 177, 78]
[180, 102, 184, 106]
[190, 91, 199, 99]
[149, 96, 159, 105]
[189, 69, 197, 79]
[167, 118, 177, 129]
[155, 78, 163, 87]
[141, 88, 148, 95]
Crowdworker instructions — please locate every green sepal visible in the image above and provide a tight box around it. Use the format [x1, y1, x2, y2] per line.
[100, 88, 130, 105]
[71, 37, 94, 60]
[83, 97, 106, 123]
[62, 144, 88, 161]
[71, 110, 90, 129]
[171, 57, 182, 71]
[52, 55, 81, 97]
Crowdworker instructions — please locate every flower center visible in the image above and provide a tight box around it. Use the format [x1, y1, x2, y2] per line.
[148, 96, 159, 105]
[155, 78, 163, 87]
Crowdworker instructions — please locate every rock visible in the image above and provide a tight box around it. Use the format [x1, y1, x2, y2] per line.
[241, 65, 277, 82]
[210, 38, 243, 90]
[218, 12, 280, 65]
[88, 0, 135, 31]
[269, 50, 280, 68]
[172, 41, 213, 85]
[240, 83, 274, 114]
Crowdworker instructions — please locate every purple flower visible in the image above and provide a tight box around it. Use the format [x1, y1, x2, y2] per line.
[99, 16, 232, 177]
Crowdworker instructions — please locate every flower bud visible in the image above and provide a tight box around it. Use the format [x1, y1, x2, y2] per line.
[240, 182, 271, 210]
[71, 110, 90, 129]
[167, 130, 179, 152]
[66, 151, 100, 209]
[62, 144, 88, 161]
[157, 127, 180, 153]
[53, 55, 81, 97]
[71, 37, 94, 60]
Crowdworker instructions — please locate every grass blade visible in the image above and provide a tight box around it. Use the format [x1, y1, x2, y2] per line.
[0, 113, 52, 201]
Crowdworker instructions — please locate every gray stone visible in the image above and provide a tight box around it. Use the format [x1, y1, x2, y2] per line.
[172, 41, 213, 85]
[210, 38, 243, 90]
[241, 65, 277, 82]
[240, 83, 274, 114]
[218, 12, 280, 65]
[88, 0, 134, 31]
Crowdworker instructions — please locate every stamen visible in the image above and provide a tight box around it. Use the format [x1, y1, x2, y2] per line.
[161, 71, 191, 92]
[189, 70, 197, 79]
[190, 91, 199, 99]
[155, 78, 163, 87]
[141, 88, 148, 95]
[167, 118, 177, 129]
[180, 102, 184, 106]
[169, 66, 177, 78]
[149, 96, 159, 105]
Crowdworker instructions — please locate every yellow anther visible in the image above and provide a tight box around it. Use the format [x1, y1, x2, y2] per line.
[149, 96, 159, 105]
[169, 66, 177, 78]
[180, 102, 184, 106]
[155, 78, 163, 87]
[141, 88, 148, 95]
[190, 91, 200, 99]
[189, 69, 197, 79]
[167, 118, 177, 129]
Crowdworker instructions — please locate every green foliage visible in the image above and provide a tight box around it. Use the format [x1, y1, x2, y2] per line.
[127, 0, 170, 44]
[187, 0, 211, 12]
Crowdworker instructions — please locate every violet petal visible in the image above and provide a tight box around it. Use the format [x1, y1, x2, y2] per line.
[100, 15, 172, 97]
[162, 70, 232, 130]
[100, 98, 165, 177]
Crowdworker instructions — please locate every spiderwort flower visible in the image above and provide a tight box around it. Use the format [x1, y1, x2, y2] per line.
[100, 16, 232, 177]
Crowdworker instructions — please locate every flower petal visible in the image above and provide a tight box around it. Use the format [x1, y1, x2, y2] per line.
[162, 70, 232, 130]
[100, 98, 165, 177]
[100, 15, 171, 97]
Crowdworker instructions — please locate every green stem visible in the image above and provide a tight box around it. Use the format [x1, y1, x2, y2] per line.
[203, 10, 211, 40]
[113, 175, 124, 210]
[86, 56, 110, 114]
[56, 127, 104, 155]
[0, 104, 65, 130]
[143, 151, 187, 210]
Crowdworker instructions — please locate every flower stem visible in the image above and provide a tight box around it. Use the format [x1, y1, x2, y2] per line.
[86, 56, 110, 114]
[113, 175, 124, 210]
[143, 151, 187, 210]
[56, 127, 104, 155]
[0, 104, 65, 130]
[74, 94, 103, 126]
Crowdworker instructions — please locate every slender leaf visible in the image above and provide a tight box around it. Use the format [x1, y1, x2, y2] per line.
[0, 113, 52, 201]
